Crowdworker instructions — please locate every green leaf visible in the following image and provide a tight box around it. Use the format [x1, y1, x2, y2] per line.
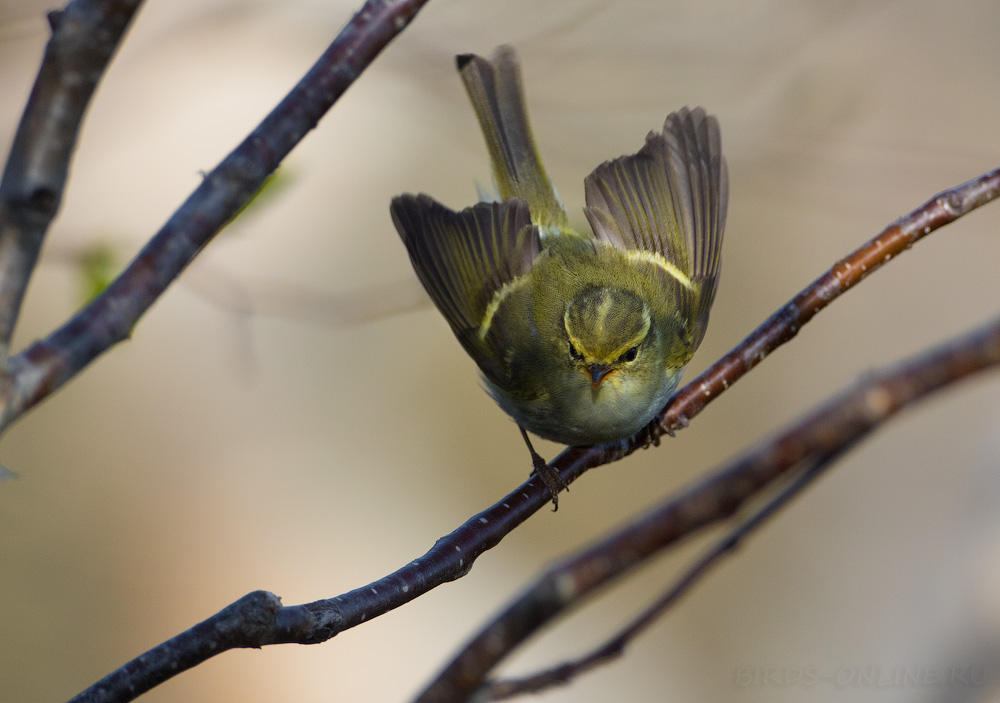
[224, 167, 295, 229]
[78, 242, 119, 305]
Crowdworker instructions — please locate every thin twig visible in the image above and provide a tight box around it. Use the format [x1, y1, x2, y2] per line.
[656, 167, 1000, 436]
[67, 591, 284, 703]
[0, 0, 143, 357]
[478, 447, 848, 700]
[0, 0, 431, 433]
[413, 315, 1000, 702]
[63, 167, 1000, 703]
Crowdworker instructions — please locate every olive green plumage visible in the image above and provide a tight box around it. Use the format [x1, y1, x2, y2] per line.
[391, 46, 728, 448]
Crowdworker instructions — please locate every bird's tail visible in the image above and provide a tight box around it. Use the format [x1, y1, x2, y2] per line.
[456, 46, 569, 232]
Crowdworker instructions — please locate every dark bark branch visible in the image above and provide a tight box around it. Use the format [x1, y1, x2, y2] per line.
[477, 450, 844, 700]
[0, 0, 431, 433]
[415, 315, 1000, 702]
[67, 591, 284, 703]
[64, 166, 1000, 703]
[657, 166, 1000, 435]
[0, 0, 143, 357]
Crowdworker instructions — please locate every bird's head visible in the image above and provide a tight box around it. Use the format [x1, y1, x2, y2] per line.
[563, 286, 654, 392]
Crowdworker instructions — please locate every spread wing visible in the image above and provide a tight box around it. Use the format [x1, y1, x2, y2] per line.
[584, 107, 728, 351]
[390, 194, 540, 382]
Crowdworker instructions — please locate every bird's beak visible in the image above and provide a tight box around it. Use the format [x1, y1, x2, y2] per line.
[585, 364, 615, 388]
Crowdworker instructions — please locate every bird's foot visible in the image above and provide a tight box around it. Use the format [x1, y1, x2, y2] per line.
[519, 426, 568, 511]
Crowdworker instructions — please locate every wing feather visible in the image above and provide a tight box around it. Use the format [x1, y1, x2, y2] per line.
[390, 194, 540, 380]
[584, 106, 728, 349]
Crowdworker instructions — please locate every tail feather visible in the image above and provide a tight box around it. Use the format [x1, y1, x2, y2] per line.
[457, 47, 568, 231]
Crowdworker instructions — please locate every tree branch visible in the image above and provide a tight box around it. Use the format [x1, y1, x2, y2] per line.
[67, 591, 284, 703]
[657, 166, 1000, 435]
[0, 0, 143, 357]
[476, 448, 845, 700]
[64, 166, 1000, 703]
[415, 314, 1000, 702]
[0, 0, 431, 433]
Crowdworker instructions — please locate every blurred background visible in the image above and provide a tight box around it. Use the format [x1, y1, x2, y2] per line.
[1, 1, 1000, 701]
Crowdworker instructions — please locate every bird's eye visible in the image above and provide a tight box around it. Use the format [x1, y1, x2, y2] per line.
[619, 346, 639, 363]
[569, 342, 583, 360]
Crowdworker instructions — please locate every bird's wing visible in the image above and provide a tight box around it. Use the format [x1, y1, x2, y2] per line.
[390, 194, 540, 382]
[583, 107, 728, 352]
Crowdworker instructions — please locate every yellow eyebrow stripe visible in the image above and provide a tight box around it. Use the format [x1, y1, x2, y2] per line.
[478, 275, 530, 340]
[626, 250, 694, 290]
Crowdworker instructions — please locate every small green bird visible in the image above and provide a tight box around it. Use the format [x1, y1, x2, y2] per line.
[391, 46, 728, 506]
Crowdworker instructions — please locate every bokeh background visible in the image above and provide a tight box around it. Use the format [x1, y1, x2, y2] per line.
[2, 1, 1000, 701]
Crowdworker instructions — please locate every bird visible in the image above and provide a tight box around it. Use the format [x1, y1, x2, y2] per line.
[390, 46, 728, 507]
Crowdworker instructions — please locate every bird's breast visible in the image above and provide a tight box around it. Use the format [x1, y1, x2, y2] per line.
[486, 366, 682, 446]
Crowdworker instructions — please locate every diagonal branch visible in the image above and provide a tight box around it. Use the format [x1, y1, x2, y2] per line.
[0, 0, 431, 433]
[657, 166, 1000, 435]
[67, 591, 285, 703]
[64, 166, 1000, 703]
[477, 448, 846, 700]
[0, 0, 143, 357]
[414, 314, 1000, 702]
